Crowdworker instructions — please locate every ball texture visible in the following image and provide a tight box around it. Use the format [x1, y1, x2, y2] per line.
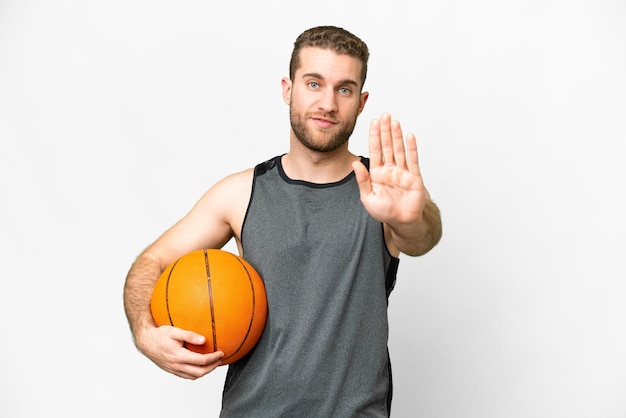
[150, 249, 267, 365]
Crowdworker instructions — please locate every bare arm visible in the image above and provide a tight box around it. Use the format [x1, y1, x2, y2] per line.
[353, 113, 442, 257]
[124, 250, 222, 379]
[385, 194, 442, 257]
[123, 168, 253, 379]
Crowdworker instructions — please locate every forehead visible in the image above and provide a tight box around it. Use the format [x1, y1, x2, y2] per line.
[296, 47, 363, 86]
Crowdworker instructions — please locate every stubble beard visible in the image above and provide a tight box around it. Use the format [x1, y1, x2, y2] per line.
[289, 105, 358, 153]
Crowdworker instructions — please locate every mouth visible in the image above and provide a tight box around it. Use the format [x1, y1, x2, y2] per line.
[311, 116, 338, 129]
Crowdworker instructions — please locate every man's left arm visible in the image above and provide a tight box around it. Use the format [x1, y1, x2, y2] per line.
[384, 194, 442, 256]
[353, 113, 442, 257]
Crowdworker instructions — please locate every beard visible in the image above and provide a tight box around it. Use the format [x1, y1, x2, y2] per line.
[289, 105, 358, 153]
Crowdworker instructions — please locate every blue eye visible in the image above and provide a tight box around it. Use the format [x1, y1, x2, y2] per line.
[339, 87, 352, 95]
[308, 81, 320, 89]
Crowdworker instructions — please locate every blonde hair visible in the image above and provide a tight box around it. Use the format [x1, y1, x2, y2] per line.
[289, 26, 369, 88]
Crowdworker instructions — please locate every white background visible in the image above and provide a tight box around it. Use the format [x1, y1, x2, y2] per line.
[1, 1, 625, 417]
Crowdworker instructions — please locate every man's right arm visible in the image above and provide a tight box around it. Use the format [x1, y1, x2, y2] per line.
[123, 168, 253, 379]
[124, 250, 225, 379]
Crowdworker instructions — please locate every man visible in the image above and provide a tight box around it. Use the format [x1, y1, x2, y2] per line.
[124, 25, 442, 417]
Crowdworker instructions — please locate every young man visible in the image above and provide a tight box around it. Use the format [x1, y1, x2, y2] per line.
[124, 25, 442, 417]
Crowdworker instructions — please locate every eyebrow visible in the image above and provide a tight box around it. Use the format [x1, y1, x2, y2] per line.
[301, 72, 359, 88]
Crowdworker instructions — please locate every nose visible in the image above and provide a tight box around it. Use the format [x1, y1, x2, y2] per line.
[318, 88, 338, 113]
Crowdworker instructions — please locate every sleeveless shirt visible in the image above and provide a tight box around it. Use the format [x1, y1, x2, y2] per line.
[220, 155, 400, 417]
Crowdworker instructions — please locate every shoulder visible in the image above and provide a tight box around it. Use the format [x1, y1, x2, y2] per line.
[174, 167, 254, 246]
[252, 155, 281, 176]
[201, 167, 255, 213]
[215, 155, 282, 190]
[216, 167, 255, 189]
[191, 157, 281, 238]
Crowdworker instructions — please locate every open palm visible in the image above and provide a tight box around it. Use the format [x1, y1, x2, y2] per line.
[353, 113, 427, 226]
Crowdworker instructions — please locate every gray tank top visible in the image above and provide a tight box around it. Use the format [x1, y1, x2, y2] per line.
[220, 156, 399, 417]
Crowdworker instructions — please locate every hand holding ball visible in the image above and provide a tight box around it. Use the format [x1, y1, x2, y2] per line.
[150, 249, 268, 365]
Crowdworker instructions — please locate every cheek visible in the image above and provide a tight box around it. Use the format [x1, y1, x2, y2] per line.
[339, 99, 362, 119]
[289, 91, 315, 113]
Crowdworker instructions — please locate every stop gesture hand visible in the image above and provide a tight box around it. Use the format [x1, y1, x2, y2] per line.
[353, 113, 440, 256]
[353, 113, 426, 225]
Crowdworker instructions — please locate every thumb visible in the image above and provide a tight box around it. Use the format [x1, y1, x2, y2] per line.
[352, 160, 372, 196]
[172, 327, 206, 346]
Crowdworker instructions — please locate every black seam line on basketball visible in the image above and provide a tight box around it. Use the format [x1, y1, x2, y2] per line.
[204, 249, 218, 352]
[165, 259, 181, 327]
[222, 253, 256, 362]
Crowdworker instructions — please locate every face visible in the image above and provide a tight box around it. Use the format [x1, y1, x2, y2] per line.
[282, 47, 369, 153]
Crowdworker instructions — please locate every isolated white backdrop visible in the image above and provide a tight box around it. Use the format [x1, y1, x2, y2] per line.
[1, 1, 625, 417]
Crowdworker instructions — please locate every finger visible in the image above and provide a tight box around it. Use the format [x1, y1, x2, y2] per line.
[200, 350, 225, 366]
[406, 132, 421, 176]
[175, 350, 224, 379]
[177, 353, 224, 380]
[172, 368, 202, 380]
[391, 119, 406, 169]
[369, 118, 383, 168]
[176, 365, 213, 380]
[379, 113, 394, 166]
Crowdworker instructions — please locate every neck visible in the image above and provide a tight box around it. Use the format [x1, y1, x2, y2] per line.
[281, 143, 359, 184]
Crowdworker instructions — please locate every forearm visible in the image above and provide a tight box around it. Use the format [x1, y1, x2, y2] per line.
[123, 251, 163, 348]
[389, 199, 442, 257]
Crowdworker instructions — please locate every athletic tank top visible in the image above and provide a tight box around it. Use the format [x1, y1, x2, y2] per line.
[220, 155, 399, 417]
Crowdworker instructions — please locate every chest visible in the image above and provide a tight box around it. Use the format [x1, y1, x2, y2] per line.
[243, 176, 367, 255]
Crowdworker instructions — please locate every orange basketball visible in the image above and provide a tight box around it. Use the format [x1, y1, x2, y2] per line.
[150, 249, 267, 365]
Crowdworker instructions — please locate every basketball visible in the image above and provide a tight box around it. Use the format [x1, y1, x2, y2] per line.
[150, 249, 267, 365]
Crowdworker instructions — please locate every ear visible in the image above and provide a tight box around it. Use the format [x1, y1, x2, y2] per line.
[281, 77, 292, 105]
[357, 91, 369, 115]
